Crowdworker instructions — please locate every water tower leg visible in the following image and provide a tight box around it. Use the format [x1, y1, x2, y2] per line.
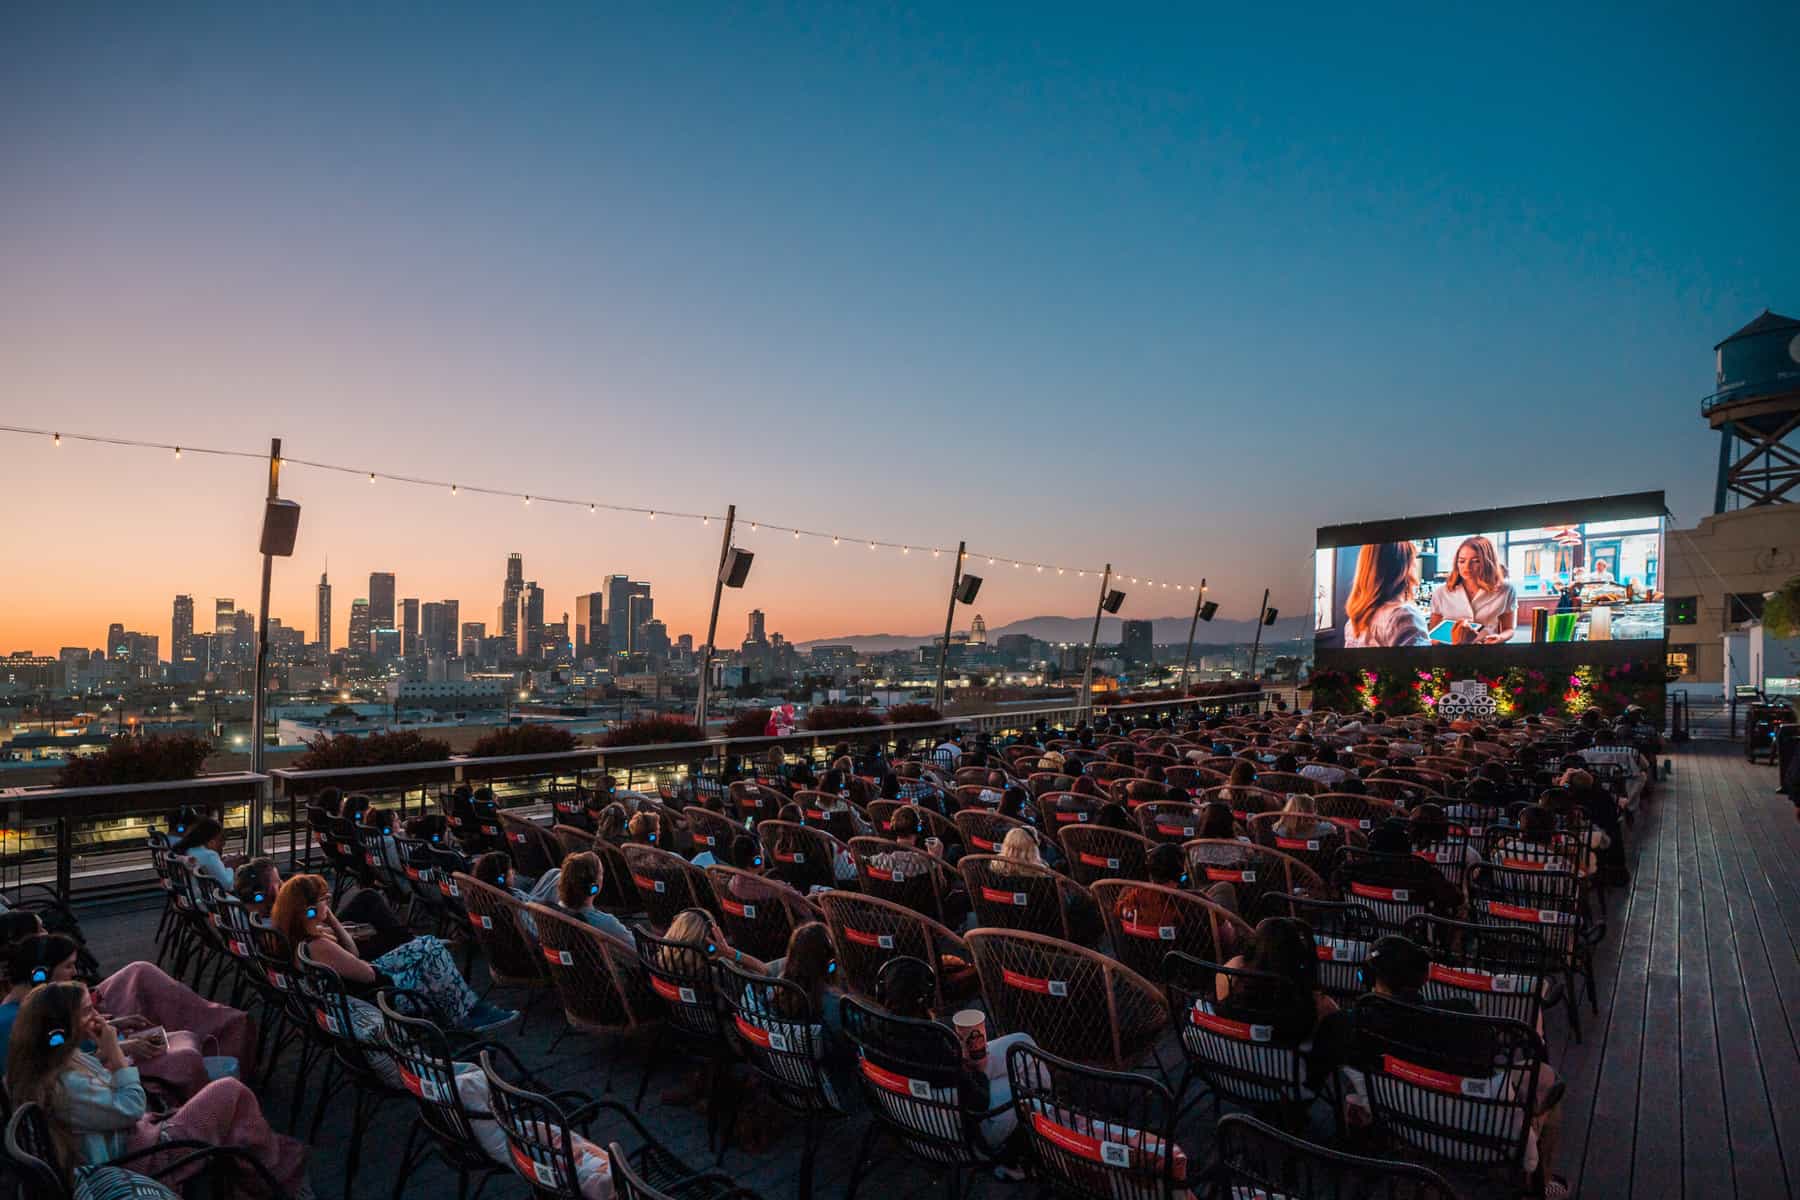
[1714, 422, 1734, 514]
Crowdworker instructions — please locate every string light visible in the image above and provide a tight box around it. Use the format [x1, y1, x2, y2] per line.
[833, 536, 840, 546]
[174, 446, 182, 459]
[902, 546, 910, 554]
[52, 433, 60, 447]
[524, 494, 531, 505]
[452, 484, 459, 496]
[368, 472, 376, 484]
[793, 530, 800, 539]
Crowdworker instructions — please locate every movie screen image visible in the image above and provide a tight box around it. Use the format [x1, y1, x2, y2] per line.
[1314, 514, 1665, 650]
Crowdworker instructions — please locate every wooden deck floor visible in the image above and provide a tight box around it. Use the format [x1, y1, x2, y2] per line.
[70, 739, 1800, 1200]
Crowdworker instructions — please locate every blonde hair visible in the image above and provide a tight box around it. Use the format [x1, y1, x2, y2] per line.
[992, 827, 1045, 877]
[1445, 536, 1504, 595]
[1345, 542, 1419, 639]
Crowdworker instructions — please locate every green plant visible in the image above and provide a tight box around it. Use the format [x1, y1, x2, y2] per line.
[467, 723, 579, 758]
[599, 715, 701, 747]
[802, 705, 882, 732]
[56, 734, 214, 788]
[885, 703, 943, 725]
[292, 730, 452, 771]
[722, 708, 773, 738]
[1762, 575, 1800, 639]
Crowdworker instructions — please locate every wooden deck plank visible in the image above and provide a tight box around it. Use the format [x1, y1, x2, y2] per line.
[1677, 747, 1734, 1200]
[1630, 764, 1684, 1200]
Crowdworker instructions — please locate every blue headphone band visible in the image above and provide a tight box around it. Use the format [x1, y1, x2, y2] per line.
[305, 905, 318, 920]
[588, 883, 599, 895]
[29, 966, 47, 984]
[706, 942, 716, 954]
[47, 1029, 66, 1048]
[827, 959, 838, 975]
[253, 892, 266, 903]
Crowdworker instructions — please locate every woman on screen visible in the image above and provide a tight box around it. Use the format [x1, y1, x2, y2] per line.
[1344, 542, 1428, 647]
[1428, 535, 1518, 643]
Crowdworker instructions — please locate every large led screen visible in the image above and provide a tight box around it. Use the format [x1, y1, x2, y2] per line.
[1314, 510, 1665, 651]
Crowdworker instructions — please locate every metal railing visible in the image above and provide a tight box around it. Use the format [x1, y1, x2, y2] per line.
[1, 688, 1267, 900]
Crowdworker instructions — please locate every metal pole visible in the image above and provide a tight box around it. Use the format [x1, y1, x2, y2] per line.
[1079, 565, 1112, 722]
[694, 504, 737, 731]
[1179, 578, 1206, 691]
[1247, 587, 1270, 685]
[249, 437, 281, 856]
[933, 540, 967, 712]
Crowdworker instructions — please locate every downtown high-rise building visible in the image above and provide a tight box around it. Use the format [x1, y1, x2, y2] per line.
[231, 610, 254, 666]
[518, 581, 545, 657]
[400, 598, 420, 657]
[460, 622, 485, 659]
[747, 609, 767, 644]
[603, 575, 650, 658]
[171, 595, 194, 663]
[626, 592, 654, 653]
[499, 553, 524, 645]
[421, 600, 460, 658]
[574, 592, 606, 662]
[347, 599, 371, 658]
[213, 599, 236, 665]
[316, 572, 332, 654]
[368, 573, 396, 643]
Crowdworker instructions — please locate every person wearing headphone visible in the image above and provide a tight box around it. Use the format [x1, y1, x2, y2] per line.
[1107, 844, 1201, 939]
[552, 851, 632, 946]
[874, 956, 1032, 1158]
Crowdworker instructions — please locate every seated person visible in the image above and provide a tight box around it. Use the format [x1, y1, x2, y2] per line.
[1407, 803, 1481, 872]
[1492, 805, 1583, 875]
[5, 981, 307, 1198]
[552, 852, 633, 945]
[1213, 917, 1337, 1044]
[1333, 822, 1463, 915]
[1299, 747, 1348, 787]
[271, 873, 515, 1033]
[991, 828, 1099, 944]
[171, 818, 240, 890]
[472, 850, 560, 905]
[237, 856, 410, 957]
[874, 955, 1033, 1154]
[1108, 844, 1193, 930]
[1270, 794, 1338, 842]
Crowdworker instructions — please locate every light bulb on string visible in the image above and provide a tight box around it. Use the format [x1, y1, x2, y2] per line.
[833, 536, 840, 546]
[902, 546, 910, 554]
[452, 484, 459, 496]
[52, 433, 60, 447]
[174, 447, 182, 460]
[648, 511, 655, 520]
[368, 472, 376, 484]
[1036, 565, 1043, 572]
[932, 549, 940, 557]
[868, 542, 876, 551]
[750, 523, 758, 532]
[524, 495, 531, 506]
[793, 530, 800, 539]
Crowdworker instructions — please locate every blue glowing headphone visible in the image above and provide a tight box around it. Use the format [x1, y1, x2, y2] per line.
[705, 941, 716, 954]
[827, 959, 838, 975]
[29, 966, 48, 984]
[752, 854, 764, 868]
[589, 883, 600, 896]
[305, 905, 319, 920]
[47, 1029, 66, 1048]
[252, 891, 266, 904]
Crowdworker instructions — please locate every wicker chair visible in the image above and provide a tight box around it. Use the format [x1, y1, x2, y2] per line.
[552, 822, 598, 858]
[817, 890, 977, 1010]
[1213, 1112, 1460, 1200]
[756, 820, 850, 893]
[953, 808, 1029, 854]
[1467, 861, 1597, 1041]
[1035, 792, 1104, 832]
[621, 844, 717, 932]
[848, 836, 966, 927]
[454, 873, 553, 997]
[1179, 840, 1327, 920]
[1245, 813, 1350, 880]
[1113, 778, 1181, 809]
[1005, 1041, 1186, 1200]
[1257, 893, 1380, 1002]
[791, 790, 864, 841]
[1133, 802, 1206, 846]
[1162, 953, 1311, 1127]
[866, 801, 962, 850]
[1331, 847, 1458, 933]
[703, 865, 818, 962]
[1314, 793, 1400, 836]
[685, 807, 747, 858]
[1090, 880, 1251, 984]
[528, 902, 657, 1046]
[964, 929, 1166, 1070]
[1195, 785, 1283, 819]
[1026, 772, 1078, 798]
[609, 1139, 761, 1200]
[729, 780, 788, 823]
[1404, 913, 1564, 1032]
[1084, 761, 1141, 784]
[498, 810, 563, 882]
[632, 925, 743, 1150]
[1057, 825, 1153, 888]
[959, 854, 1101, 947]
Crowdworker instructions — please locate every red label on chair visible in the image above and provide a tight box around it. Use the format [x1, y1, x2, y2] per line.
[440, 879, 458, 897]
[1001, 969, 1068, 997]
[844, 927, 897, 949]
[472, 914, 494, 929]
[1054, 811, 1090, 824]
[1498, 857, 1550, 872]
[702, 834, 717, 846]
[405, 866, 423, 880]
[397, 1065, 448, 1104]
[632, 874, 667, 894]
[1381, 1054, 1502, 1098]
[1027, 1114, 1188, 1179]
[541, 946, 574, 966]
[1314, 939, 1369, 962]
[1325, 816, 1372, 832]
[1349, 883, 1410, 902]
[651, 977, 699, 1004]
[1204, 868, 1255, 883]
[1275, 838, 1321, 851]
[1121, 920, 1177, 941]
[314, 1009, 341, 1036]
[1427, 963, 1521, 993]
[972, 836, 999, 851]
[1485, 901, 1570, 925]
[775, 851, 806, 864]
[1415, 850, 1454, 865]
[805, 809, 826, 821]
[866, 867, 901, 882]
[1188, 1007, 1273, 1042]
[981, 887, 1029, 907]
[860, 1057, 936, 1099]
[509, 1145, 561, 1187]
[733, 1015, 791, 1052]
[720, 898, 756, 918]
[510, 832, 527, 843]
[1155, 824, 1197, 837]
[1078, 853, 1122, 869]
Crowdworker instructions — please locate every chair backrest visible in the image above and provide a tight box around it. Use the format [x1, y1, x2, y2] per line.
[292, 941, 397, 1077]
[1466, 862, 1584, 956]
[1195, 785, 1283, 818]
[953, 809, 1028, 854]
[839, 996, 989, 1168]
[528, 903, 653, 1035]
[1313, 793, 1399, 836]
[619, 844, 716, 932]
[3, 1103, 66, 1200]
[1180, 839, 1326, 919]
[683, 807, 745, 857]
[1404, 914, 1556, 1029]
[1133, 803, 1205, 846]
[1330, 848, 1448, 931]
[1057, 826, 1152, 888]
[755, 820, 838, 893]
[1007, 1041, 1183, 1200]
[1035, 792, 1103, 832]
[816, 891, 969, 1011]
[631, 924, 728, 1045]
[454, 873, 550, 987]
[964, 929, 1166, 1070]
[550, 822, 596, 859]
[713, 960, 847, 1116]
[1027, 772, 1078, 798]
[959, 854, 1084, 941]
[1245, 813, 1348, 880]
[729, 781, 788, 823]
[848, 837, 958, 926]
[1353, 994, 1543, 1169]
[703, 865, 813, 962]
[1162, 953, 1311, 1110]
[1214, 1112, 1460, 1200]
[867, 802, 961, 848]
[1256, 893, 1380, 1002]
[497, 811, 559, 881]
[1252, 771, 1317, 796]
[479, 1050, 586, 1198]
[1090, 881, 1250, 984]
[377, 991, 492, 1156]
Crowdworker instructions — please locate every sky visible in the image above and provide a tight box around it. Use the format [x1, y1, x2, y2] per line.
[3, 4, 1795, 654]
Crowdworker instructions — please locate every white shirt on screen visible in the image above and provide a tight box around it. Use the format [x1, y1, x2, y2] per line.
[1429, 582, 1519, 635]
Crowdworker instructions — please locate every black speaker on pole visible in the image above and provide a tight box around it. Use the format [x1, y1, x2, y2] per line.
[720, 547, 754, 588]
[956, 574, 983, 604]
[259, 499, 301, 557]
[1261, 606, 1279, 626]
[1101, 590, 1126, 614]
[1198, 600, 1219, 622]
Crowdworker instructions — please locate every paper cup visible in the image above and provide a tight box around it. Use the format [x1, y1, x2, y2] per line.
[951, 1009, 988, 1063]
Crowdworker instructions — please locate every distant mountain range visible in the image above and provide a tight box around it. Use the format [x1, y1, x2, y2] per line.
[796, 614, 1311, 654]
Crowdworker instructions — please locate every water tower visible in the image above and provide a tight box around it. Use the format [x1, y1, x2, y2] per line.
[1705, 309, 1800, 511]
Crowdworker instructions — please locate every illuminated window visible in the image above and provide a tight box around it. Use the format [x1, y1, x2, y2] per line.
[1666, 647, 1693, 677]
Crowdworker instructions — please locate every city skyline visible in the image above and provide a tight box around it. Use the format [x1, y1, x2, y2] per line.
[4, 7, 1793, 653]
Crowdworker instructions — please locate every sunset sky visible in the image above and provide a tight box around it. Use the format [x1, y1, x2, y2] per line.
[3, 5, 1794, 654]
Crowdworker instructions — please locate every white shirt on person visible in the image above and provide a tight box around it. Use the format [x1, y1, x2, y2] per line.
[1429, 581, 1518, 636]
